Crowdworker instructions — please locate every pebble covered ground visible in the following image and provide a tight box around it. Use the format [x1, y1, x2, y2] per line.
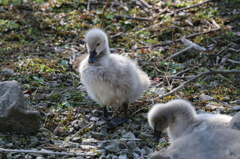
[0, 0, 240, 158]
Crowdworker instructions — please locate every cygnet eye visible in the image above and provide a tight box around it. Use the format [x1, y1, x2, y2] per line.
[96, 43, 100, 46]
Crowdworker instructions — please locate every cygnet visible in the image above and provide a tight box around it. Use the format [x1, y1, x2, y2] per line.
[229, 111, 240, 130]
[148, 99, 232, 141]
[149, 128, 240, 159]
[79, 28, 150, 129]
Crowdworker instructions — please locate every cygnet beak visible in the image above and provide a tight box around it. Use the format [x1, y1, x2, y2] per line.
[88, 50, 97, 63]
[153, 126, 162, 142]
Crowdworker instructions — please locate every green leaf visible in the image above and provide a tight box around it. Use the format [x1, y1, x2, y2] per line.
[60, 60, 68, 66]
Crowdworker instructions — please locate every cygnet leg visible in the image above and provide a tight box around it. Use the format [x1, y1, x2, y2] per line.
[101, 106, 111, 121]
[107, 102, 128, 129]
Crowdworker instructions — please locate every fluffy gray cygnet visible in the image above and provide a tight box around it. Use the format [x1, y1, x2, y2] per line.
[229, 111, 240, 130]
[149, 128, 240, 159]
[79, 28, 150, 129]
[148, 99, 232, 141]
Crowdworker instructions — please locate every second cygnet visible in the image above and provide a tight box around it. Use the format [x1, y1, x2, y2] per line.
[148, 99, 232, 141]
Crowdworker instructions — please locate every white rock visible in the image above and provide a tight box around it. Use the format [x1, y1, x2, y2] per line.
[118, 153, 127, 159]
[105, 141, 120, 153]
[232, 105, 240, 111]
[200, 93, 213, 101]
[121, 132, 136, 140]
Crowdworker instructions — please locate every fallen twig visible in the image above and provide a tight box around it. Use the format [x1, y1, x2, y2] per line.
[155, 69, 240, 99]
[166, 46, 193, 60]
[175, 68, 192, 76]
[227, 59, 240, 65]
[87, 0, 90, 11]
[0, 148, 95, 157]
[114, 15, 153, 22]
[101, 0, 110, 28]
[181, 37, 206, 51]
[228, 48, 240, 53]
[152, 7, 168, 20]
[136, 27, 220, 50]
[136, 0, 152, 15]
[168, 0, 212, 16]
[215, 43, 232, 56]
[79, 2, 133, 7]
[165, 37, 206, 60]
[211, 18, 220, 28]
[59, 123, 95, 147]
[218, 53, 231, 69]
[158, 75, 193, 79]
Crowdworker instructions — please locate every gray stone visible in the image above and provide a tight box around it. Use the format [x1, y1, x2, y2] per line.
[80, 145, 97, 150]
[222, 95, 231, 102]
[178, 12, 185, 16]
[209, 81, 218, 87]
[100, 127, 108, 134]
[126, 141, 137, 149]
[38, 128, 52, 137]
[132, 147, 141, 154]
[121, 132, 136, 140]
[193, 83, 202, 88]
[0, 138, 5, 146]
[6, 143, 14, 148]
[199, 93, 213, 101]
[98, 141, 109, 148]
[92, 109, 102, 117]
[64, 142, 80, 148]
[175, 64, 185, 68]
[230, 100, 240, 104]
[91, 131, 105, 139]
[140, 148, 147, 156]
[133, 152, 139, 158]
[50, 139, 64, 146]
[0, 81, 41, 134]
[105, 141, 120, 153]
[99, 152, 107, 159]
[140, 132, 153, 138]
[2, 68, 15, 76]
[97, 149, 106, 157]
[89, 116, 100, 121]
[71, 120, 80, 130]
[229, 111, 240, 130]
[71, 136, 82, 142]
[71, 119, 88, 130]
[144, 146, 153, 154]
[54, 127, 68, 137]
[81, 138, 98, 144]
[106, 154, 117, 159]
[150, 87, 166, 96]
[97, 120, 107, 125]
[206, 104, 218, 110]
[232, 105, 240, 111]
[30, 136, 38, 142]
[118, 154, 127, 159]
[197, 109, 205, 114]
[159, 138, 166, 144]
[149, 129, 240, 159]
[131, 124, 141, 129]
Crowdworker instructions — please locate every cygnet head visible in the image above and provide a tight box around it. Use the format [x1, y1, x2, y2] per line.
[148, 103, 171, 141]
[148, 99, 195, 141]
[85, 28, 109, 63]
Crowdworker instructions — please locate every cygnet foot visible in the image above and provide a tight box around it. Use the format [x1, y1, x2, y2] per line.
[101, 116, 111, 121]
[101, 106, 111, 121]
[107, 117, 127, 129]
